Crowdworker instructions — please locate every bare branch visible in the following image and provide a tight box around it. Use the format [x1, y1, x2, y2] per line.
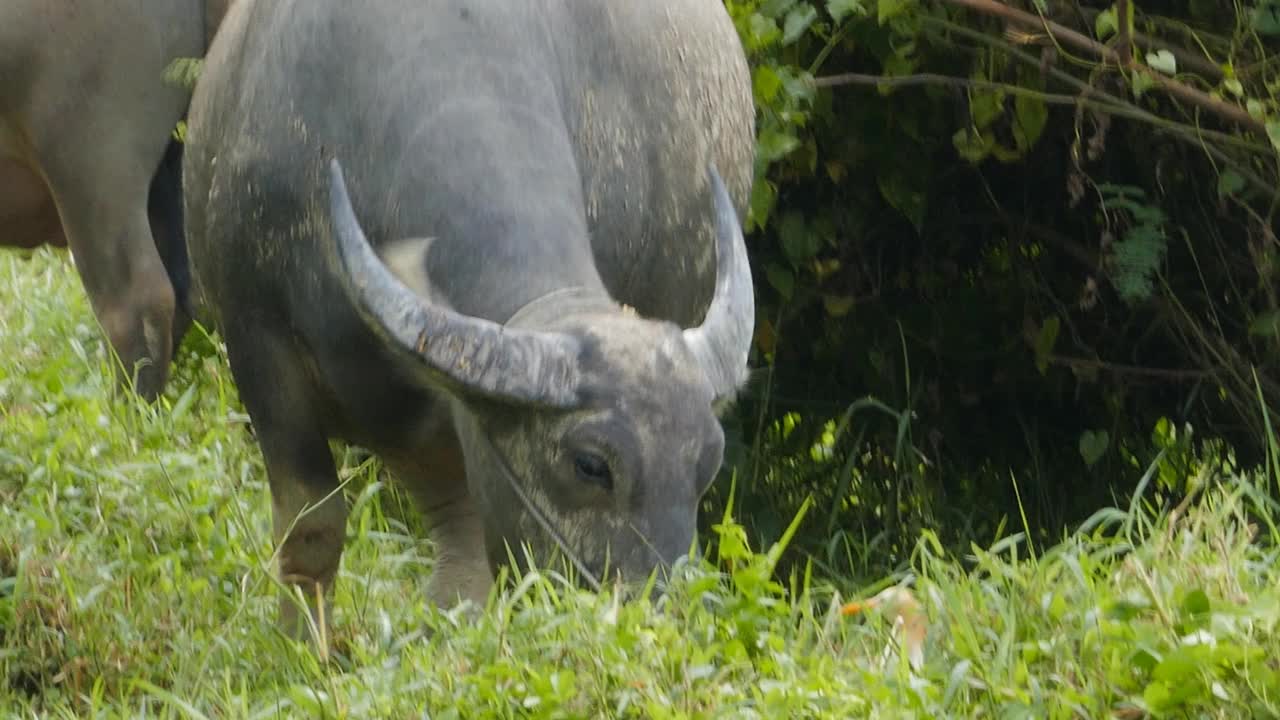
[812, 71, 1265, 156]
[813, 72, 1080, 107]
[922, 18, 1277, 195]
[1116, 0, 1132, 67]
[939, 0, 1267, 136]
[1077, 7, 1225, 82]
[1046, 354, 1210, 381]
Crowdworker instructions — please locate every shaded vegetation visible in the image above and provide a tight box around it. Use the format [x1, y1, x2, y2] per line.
[713, 0, 1280, 573]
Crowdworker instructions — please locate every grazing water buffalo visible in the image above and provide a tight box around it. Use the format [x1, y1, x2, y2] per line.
[0, 0, 232, 400]
[184, 0, 757, 634]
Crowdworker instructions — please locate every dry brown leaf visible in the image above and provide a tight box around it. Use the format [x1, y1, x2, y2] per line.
[841, 586, 927, 671]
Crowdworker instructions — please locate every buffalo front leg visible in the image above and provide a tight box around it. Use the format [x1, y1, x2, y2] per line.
[385, 426, 493, 609]
[225, 332, 348, 642]
[43, 157, 177, 402]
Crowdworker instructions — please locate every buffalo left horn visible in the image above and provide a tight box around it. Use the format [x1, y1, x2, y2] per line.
[683, 164, 756, 401]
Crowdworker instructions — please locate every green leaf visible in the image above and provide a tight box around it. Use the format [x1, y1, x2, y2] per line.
[878, 0, 912, 24]
[762, 0, 799, 16]
[779, 211, 822, 265]
[1107, 596, 1150, 621]
[988, 141, 1023, 164]
[1142, 681, 1173, 713]
[822, 294, 855, 317]
[952, 127, 991, 163]
[1146, 50, 1177, 76]
[753, 66, 784, 103]
[970, 88, 1006, 129]
[765, 263, 796, 300]
[1217, 170, 1245, 198]
[1268, 121, 1280, 153]
[1152, 416, 1175, 449]
[1094, 7, 1118, 39]
[1248, 309, 1280, 337]
[1110, 229, 1167, 304]
[162, 57, 204, 90]
[748, 178, 777, 231]
[882, 51, 917, 79]
[779, 67, 818, 103]
[1251, 1, 1280, 35]
[782, 5, 819, 45]
[1223, 78, 1244, 97]
[1013, 94, 1047, 151]
[827, 0, 865, 22]
[758, 127, 801, 163]
[1079, 429, 1110, 467]
[877, 169, 926, 233]
[1152, 647, 1210, 703]
[1033, 315, 1060, 374]
[1180, 588, 1211, 620]
[747, 13, 782, 49]
[1132, 70, 1155, 98]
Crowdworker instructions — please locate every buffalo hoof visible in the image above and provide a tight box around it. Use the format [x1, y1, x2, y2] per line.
[98, 287, 176, 403]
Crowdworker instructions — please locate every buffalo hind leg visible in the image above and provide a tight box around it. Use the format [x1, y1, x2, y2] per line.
[225, 331, 348, 642]
[146, 138, 194, 354]
[43, 157, 176, 402]
[385, 427, 493, 609]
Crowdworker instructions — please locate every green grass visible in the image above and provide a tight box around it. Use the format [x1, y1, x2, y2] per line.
[2, 247, 1280, 718]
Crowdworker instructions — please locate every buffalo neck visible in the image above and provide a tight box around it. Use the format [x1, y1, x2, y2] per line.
[312, 4, 609, 325]
[400, 106, 607, 325]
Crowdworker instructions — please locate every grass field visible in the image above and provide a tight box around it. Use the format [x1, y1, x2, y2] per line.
[2, 248, 1280, 718]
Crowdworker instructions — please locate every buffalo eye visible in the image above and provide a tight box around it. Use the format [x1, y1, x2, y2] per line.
[573, 451, 613, 491]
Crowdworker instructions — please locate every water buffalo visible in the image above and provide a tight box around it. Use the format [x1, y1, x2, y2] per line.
[184, 0, 757, 634]
[0, 0, 231, 400]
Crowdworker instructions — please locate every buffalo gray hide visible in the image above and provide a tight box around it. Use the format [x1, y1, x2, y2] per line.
[184, 0, 757, 637]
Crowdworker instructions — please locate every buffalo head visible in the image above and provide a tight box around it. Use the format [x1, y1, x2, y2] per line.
[327, 158, 754, 595]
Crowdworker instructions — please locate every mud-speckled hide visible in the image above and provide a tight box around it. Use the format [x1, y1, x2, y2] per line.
[183, 0, 758, 635]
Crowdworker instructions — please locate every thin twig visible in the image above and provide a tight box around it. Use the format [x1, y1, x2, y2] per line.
[923, 19, 1278, 194]
[1047, 354, 1210, 381]
[1077, 7, 1224, 81]
[927, 19, 1248, 150]
[814, 67, 1267, 156]
[945, 0, 1123, 63]
[814, 72, 1080, 107]
[1116, 0, 1133, 68]
[939, 0, 1266, 135]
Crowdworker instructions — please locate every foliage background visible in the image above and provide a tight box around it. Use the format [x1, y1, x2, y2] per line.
[711, 0, 1280, 577]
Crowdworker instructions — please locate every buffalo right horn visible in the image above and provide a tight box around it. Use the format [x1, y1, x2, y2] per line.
[326, 158, 583, 408]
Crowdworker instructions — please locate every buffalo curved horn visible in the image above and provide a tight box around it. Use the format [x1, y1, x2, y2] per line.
[683, 164, 756, 400]
[326, 158, 582, 408]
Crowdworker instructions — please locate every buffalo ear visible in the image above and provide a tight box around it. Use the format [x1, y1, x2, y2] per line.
[378, 236, 436, 299]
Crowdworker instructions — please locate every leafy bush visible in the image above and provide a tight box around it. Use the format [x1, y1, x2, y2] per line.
[716, 0, 1280, 564]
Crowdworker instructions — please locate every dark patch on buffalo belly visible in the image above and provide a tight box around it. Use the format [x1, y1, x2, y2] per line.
[0, 158, 65, 248]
